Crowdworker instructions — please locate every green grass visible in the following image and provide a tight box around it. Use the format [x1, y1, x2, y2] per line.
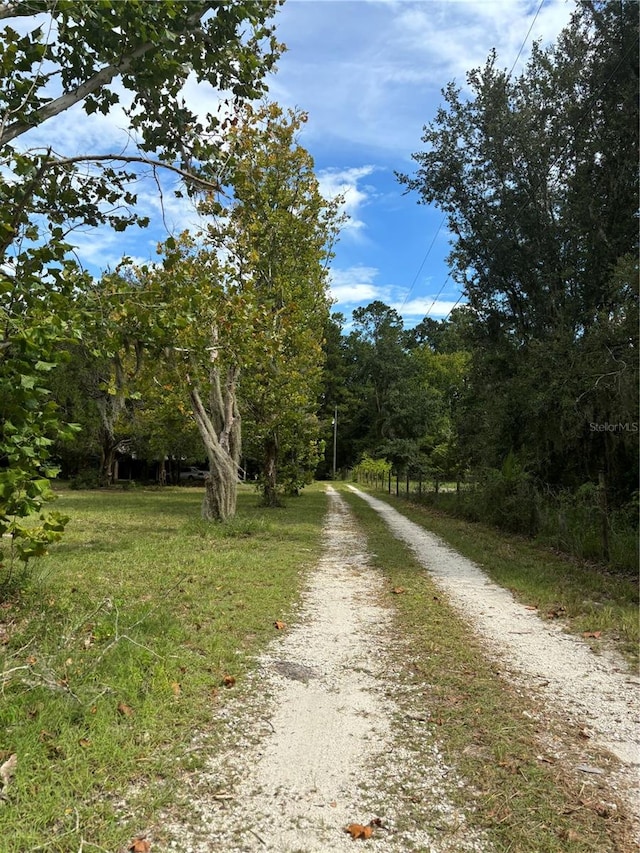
[0, 484, 328, 853]
[340, 486, 638, 853]
[356, 484, 639, 667]
[1, 481, 636, 852]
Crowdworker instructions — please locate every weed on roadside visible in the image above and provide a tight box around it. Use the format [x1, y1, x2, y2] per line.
[365, 489, 638, 668]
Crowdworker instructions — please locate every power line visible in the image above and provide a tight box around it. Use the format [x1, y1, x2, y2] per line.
[439, 6, 634, 324]
[508, 0, 545, 78]
[399, 213, 446, 310]
[402, 0, 546, 322]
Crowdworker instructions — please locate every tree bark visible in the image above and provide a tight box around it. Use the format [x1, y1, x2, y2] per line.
[0, 7, 208, 146]
[189, 359, 240, 522]
[262, 436, 281, 507]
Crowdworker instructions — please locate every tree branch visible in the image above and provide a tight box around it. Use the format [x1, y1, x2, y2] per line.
[0, 3, 18, 19]
[0, 6, 208, 146]
[0, 41, 155, 146]
[49, 153, 221, 193]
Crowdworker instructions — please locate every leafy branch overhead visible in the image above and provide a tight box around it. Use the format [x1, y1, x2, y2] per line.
[0, 1, 283, 573]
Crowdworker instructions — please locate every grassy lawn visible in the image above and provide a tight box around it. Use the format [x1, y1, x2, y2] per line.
[340, 486, 637, 853]
[0, 484, 328, 853]
[1, 481, 636, 852]
[353, 484, 639, 667]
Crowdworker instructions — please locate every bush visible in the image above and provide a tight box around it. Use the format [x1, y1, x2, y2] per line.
[69, 469, 102, 490]
[413, 475, 638, 574]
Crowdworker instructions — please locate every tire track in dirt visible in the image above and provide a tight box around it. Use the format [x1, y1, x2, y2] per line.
[162, 487, 489, 852]
[349, 485, 640, 838]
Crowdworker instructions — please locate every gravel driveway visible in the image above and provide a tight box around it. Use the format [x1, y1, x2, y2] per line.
[162, 486, 639, 852]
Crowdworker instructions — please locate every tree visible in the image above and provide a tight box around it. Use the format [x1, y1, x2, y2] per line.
[0, 1, 282, 572]
[399, 0, 638, 499]
[340, 302, 438, 456]
[220, 103, 339, 505]
[137, 235, 246, 520]
[152, 104, 340, 517]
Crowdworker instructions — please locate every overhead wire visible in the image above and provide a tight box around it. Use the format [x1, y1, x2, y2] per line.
[401, 0, 546, 322]
[439, 27, 636, 324]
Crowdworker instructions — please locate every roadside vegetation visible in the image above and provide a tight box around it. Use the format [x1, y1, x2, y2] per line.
[341, 486, 638, 853]
[348, 483, 639, 668]
[0, 485, 327, 852]
[0, 4, 636, 847]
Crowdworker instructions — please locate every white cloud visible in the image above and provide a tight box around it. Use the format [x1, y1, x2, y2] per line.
[318, 166, 378, 234]
[390, 0, 575, 87]
[393, 297, 462, 319]
[269, 0, 576, 154]
[329, 264, 391, 304]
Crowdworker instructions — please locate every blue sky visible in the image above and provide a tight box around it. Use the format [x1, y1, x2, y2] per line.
[267, 0, 575, 327]
[14, 0, 576, 328]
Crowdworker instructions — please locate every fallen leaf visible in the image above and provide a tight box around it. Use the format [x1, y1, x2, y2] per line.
[329, 801, 337, 808]
[222, 674, 236, 688]
[344, 823, 373, 840]
[0, 754, 17, 790]
[562, 829, 581, 842]
[274, 620, 286, 630]
[117, 702, 134, 717]
[525, 605, 538, 610]
[582, 631, 602, 639]
[129, 838, 151, 852]
[547, 605, 566, 618]
[391, 587, 406, 595]
[171, 682, 181, 697]
[78, 738, 91, 748]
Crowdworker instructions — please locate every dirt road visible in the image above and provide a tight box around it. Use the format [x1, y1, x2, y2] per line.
[162, 486, 639, 852]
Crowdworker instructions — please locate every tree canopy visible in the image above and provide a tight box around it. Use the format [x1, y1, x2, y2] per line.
[0, 1, 282, 572]
[398, 0, 638, 497]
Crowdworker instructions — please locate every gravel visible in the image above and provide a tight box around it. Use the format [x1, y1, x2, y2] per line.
[161, 487, 491, 852]
[159, 485, 639, 851]
[349, 486, 640, 834]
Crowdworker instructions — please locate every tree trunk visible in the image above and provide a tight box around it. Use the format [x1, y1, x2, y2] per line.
[202, 454, 237, 521]
[188, 353, 241, 522]
[262, 436, 281, 507]
[99, 432, 118, 485]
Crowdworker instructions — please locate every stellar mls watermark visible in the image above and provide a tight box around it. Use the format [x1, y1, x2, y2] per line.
[589, 421, 639, 433]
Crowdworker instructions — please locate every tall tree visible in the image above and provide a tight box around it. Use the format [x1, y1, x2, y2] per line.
[153, 104, 340, 517]
[399, 0, 638, 497]
[221, 103, 339, 505]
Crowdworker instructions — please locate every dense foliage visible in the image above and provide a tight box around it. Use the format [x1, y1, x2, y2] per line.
[0, 1, 281, 573]
[398, 0, 638, 502]
[325, 1, 637, 569]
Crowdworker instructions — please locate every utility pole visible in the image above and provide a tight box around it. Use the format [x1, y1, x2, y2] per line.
[332, 405, 338, 480]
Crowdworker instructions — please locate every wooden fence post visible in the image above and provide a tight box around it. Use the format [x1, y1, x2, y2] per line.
[598, 469, 610, 562]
